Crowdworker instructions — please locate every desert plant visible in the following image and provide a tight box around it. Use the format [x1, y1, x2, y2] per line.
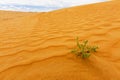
[71, 37, 99, 58]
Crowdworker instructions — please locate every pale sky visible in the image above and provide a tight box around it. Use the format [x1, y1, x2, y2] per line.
[0, 0, 108, 12]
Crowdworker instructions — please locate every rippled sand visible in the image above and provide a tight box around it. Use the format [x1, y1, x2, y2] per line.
[0, 1, 120, 80]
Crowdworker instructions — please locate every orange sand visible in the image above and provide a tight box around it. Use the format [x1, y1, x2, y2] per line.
[0, 1, 120, 80]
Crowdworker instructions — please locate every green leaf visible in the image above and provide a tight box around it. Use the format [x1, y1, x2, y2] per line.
[76, 37, 81, 49]
[91, 46, 99, 52]
[82, 53, 91, 58]
[83, 40, 88, 46]
[71, 49, 77, 53]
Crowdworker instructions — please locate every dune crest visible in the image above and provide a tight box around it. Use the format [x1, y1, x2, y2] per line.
[0, 1, 120, 80]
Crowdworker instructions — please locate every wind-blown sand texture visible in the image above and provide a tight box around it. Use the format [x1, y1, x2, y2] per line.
[0, 1, 120, 80]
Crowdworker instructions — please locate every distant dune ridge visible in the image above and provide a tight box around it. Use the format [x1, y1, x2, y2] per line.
[0, 0, 120, 80]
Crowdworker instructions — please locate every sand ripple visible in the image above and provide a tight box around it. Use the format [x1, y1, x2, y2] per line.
[0, 1, 120, 80]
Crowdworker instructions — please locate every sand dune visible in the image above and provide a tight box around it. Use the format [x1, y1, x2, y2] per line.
[0, 1, 120, 80]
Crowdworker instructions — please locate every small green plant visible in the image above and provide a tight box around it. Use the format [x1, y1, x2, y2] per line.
[71, 37, 99, 58]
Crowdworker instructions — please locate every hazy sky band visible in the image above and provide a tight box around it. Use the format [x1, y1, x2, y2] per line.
[0, 0, 108, 12]
[0, 4, 61, 12]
